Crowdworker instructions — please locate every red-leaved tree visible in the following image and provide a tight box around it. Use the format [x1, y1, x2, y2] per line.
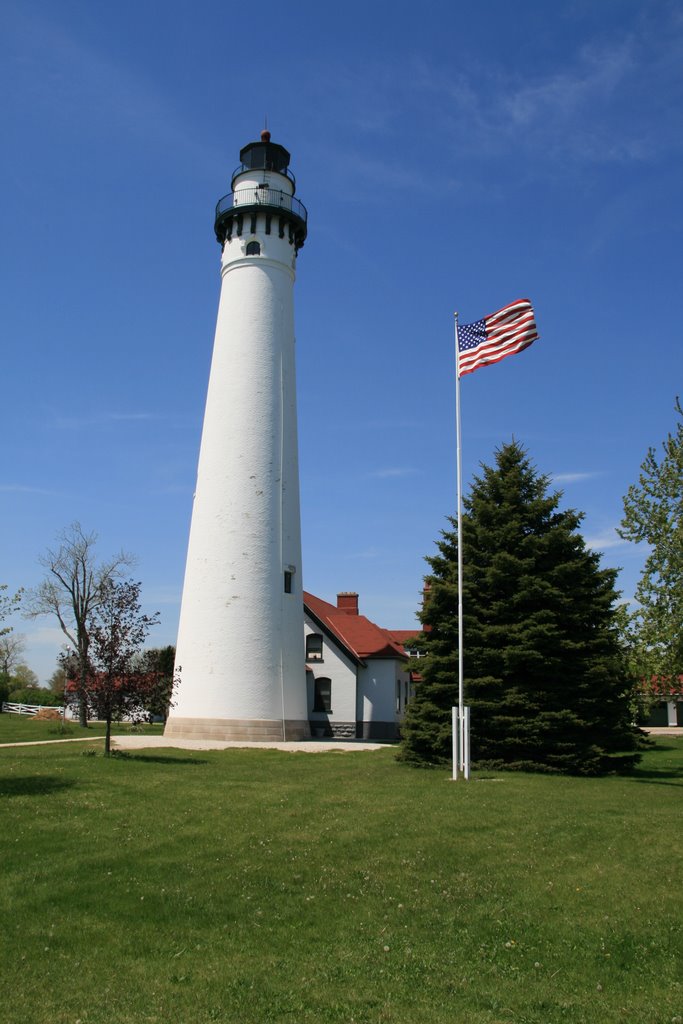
[65, 579, 160, 755]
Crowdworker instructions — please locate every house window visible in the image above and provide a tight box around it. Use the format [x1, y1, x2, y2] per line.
[284, 571, 292, 593]
[396, 680, 401, 713]
[313, 677, 332, 713]
[246, 240, 261, 255]
[306, 633, 323, 662]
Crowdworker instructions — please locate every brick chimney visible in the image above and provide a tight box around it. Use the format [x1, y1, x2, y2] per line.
[337, 592, 359, 615]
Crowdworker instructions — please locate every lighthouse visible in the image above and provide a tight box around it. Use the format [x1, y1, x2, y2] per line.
[165, 131, 310, 741]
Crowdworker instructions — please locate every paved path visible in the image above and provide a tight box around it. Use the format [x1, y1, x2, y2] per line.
[1, 727, 678, 752]
[0, 734, 388, 752]
[0, 737, 104, 748]
[111, 735, 388, 753]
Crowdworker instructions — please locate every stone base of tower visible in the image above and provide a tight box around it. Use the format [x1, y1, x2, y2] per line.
[163, 717, 310, 742]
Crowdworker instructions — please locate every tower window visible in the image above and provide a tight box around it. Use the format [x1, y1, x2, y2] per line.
[306, 633, 323, 662]
[246, 240, 261, 255]
[313, 677, 332, 713]
[284, 570, 293, 593]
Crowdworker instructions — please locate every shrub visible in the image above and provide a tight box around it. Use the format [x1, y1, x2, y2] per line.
[7, 686, 64, 708]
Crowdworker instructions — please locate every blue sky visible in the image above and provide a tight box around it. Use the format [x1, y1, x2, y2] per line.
[1, 0, 681, 683]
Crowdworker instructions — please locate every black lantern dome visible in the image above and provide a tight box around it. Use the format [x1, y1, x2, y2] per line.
[214, 130, 307, 250]
[233, 131, 292, 185]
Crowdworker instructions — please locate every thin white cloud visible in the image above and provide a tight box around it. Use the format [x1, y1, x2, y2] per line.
[407, 20, 683, 167]
[143, 586, 181, 607]
[4, 8, 220, 173]
[552, 471, 602, 485]
[0, 484, 55, 495]
[54, 412, 159, 429]
[338, 151, 461, 197]
[363, 419, 424, 430]
[149, 485, 194, 496]
[584, 529, 627, 551]
[365, 467, 418, 480]
[21, 624, 67, 649]
[108, 413, 159, 422]
[503, 40, 635, 127]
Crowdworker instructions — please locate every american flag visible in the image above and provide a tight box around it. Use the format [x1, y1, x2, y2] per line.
[457, 299, 538, 378]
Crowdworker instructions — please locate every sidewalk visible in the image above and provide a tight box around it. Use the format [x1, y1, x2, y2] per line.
[2, 728, 677, 752]
[111, 735, 388, 753]
[0, 737, 104, 749]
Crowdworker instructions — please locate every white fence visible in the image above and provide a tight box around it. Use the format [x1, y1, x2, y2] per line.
[2, 702, 65, 717]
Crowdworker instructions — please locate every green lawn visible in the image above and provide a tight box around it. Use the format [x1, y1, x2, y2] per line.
[0, 738, 681, 1024]
[0, 714, 164, 744]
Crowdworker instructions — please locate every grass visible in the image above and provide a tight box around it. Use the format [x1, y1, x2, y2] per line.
[0, 714, 164, 744]
[0, 738, 681, 1024]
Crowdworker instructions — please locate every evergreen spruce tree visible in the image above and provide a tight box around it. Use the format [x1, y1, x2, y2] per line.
[400, 441, 639, 774]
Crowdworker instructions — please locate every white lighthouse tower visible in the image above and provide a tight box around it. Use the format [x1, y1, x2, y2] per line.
[165, 130, 309, 742]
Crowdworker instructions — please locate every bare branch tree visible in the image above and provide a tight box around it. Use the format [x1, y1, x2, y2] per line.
[25, 523, 135, 726]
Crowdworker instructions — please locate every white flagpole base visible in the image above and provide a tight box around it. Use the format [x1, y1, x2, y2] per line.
[451, 706, 471, 781]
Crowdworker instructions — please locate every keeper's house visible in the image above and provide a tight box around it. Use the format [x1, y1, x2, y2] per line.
[304, 591, 419, 740]
[643, 678, 683, 728]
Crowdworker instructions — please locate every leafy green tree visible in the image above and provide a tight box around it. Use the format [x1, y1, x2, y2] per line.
[0, 586, 21, 637]
[48, 664, 68, 698]
[11, 663, 39, 688]
[134, 646, 176, 722]
[0, 634, 27, 705]
[400, 441, 639, 774]
[618, 398, 683, 687]
[7, 685, 62, 707]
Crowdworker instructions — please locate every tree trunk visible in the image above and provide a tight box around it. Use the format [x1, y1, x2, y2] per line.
[78, 658, 88, 728]
[105, 715, 111, 757]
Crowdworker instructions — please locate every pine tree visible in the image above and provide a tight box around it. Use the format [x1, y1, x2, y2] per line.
[400, 441, 639, 774]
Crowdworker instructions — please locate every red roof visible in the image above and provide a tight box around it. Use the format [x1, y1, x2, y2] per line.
[643, 676, 683, 696]
[304, 591, 411, 662]
[387, 629, 422, 646]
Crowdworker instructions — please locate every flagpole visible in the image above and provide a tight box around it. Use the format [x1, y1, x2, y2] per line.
[454, 313, 465, 773]
[450, 298, 539, 779]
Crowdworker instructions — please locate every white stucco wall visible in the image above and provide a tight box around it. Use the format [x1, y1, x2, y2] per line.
[357, 660, 402, 725]
[304, 618, 357, 725]
[232, 169, 295, 197]
[170, 191, 306, 726]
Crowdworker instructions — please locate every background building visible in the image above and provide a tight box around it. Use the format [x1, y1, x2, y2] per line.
[304, 591, 419, 739]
